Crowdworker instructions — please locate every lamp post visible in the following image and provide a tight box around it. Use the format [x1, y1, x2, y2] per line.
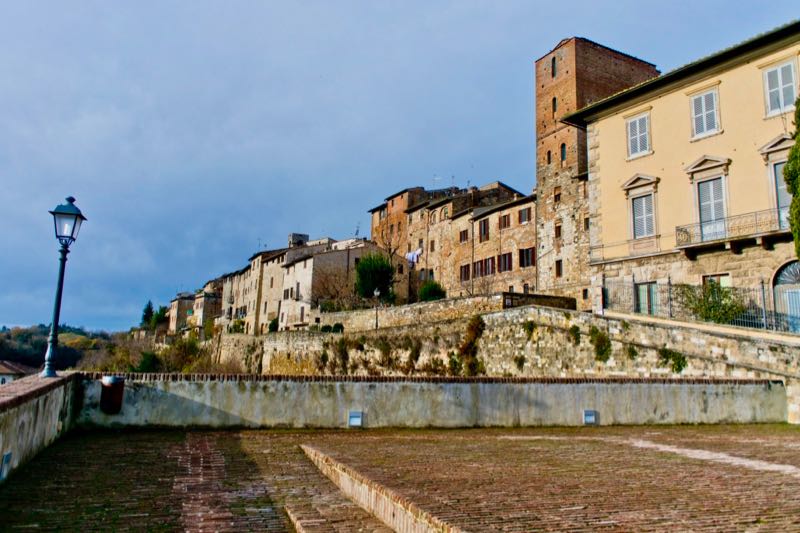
[373, 288, 380, 330]
[41, 197, 86, 378]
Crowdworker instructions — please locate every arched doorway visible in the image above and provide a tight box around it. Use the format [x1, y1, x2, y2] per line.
[773, 260, 800, 333]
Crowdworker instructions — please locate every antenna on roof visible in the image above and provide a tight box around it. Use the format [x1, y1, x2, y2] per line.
[451, 175, 455, 187]
[354, 222, 360, 237]
[432, 174, 443, 188]
[257, 238, 262, 250]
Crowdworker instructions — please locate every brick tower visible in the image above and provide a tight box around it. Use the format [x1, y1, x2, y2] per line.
[534, 38, 659, 308]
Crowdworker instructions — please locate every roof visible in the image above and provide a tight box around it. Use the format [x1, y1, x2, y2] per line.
[282, 253, 315, 269]
[535, 36, 658, 67]
[471, 194, 536, 221]
[562, 20, 800, 128]
[368, 202, 387, 214]
[0, 360, 37, 375]
[248, 247, 288, 262]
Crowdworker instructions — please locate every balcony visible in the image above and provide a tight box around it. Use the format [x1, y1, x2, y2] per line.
[675, 207, 791, 258]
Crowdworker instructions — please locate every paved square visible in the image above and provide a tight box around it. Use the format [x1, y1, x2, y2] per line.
[1, 425, 798, 531]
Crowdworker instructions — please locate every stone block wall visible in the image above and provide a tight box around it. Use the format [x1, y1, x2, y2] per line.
[319, 295, 503, 332]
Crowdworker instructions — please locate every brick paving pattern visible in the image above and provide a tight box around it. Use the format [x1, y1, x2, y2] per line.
[0, 425, 798, 531]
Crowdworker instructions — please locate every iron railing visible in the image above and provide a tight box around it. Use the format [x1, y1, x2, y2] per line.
[675, 207, 790, 246]
[603, 279, 800, 334]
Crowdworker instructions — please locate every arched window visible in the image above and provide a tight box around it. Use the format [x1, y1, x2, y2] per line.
[551, 56, 557, 78]
[547, 150, 551, 164]
[773, 260, 800, 332]
[560, 143, 567, 162]
[552, 97, 557, 118]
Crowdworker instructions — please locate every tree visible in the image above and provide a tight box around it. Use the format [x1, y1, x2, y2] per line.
[784, 95, 800, 257]
[355, 253, 395, 301]
[141, 301, 154, 327]
[150, 306, 168, 330]
[418, 280, 446, 301]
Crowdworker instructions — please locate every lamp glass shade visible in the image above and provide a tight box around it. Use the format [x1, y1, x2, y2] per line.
[50, 197, 86, 246]
[373, 288, 380, 297]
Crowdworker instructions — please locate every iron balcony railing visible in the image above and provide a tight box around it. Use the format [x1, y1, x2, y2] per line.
[675, 207, 790, 247]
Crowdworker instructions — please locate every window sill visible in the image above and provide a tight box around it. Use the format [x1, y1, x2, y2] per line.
[626, 150, 654, 162]
[690, 129, 723, 143]
[765, 106, 795, 119]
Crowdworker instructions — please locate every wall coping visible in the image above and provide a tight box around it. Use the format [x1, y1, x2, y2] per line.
[78, 372, 778, 386]
[0, 373, 77, 414]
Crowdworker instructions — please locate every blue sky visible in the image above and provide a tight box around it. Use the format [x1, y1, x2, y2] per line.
[1, 1, 795, 331]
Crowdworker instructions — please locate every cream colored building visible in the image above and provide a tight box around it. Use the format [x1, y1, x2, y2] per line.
[564, 21, 799, 327]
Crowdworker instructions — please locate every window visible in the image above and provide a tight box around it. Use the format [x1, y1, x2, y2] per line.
[764, 60, 796, 115]
[552, 97, 557, 118]
[584, 217, 590, 231]
[483, 257, 496, 275]
[519, 247, 535, 268]
[460, 264, 471, 282]
[398, 263, 404, 274]
[555, 260, 562, 277]
[459, 229, 469, 243]
[498, 252, 513, 273]
[626, 113, 650, 157]
[547, 150, 551, 165]
[389, 224, 394, 235]
[479, 219, 490, 242]
[523, 283, 529, 294]
[635, 282, 658, 315]
[551, 56, 557, 77]
[775, 161, 792, 229]
[354, 257, 360, 266]
[473, 261, 483, 278]
[560, 143, 566, 162]
[553, 186, 561, 203]
[582, 288, 589, 300]
[398, 221, 402, 233]
[691, 89, 719, 138]
[519, 207, 531, 224]
[631, 193, 655, 239]
[418, 238, 424, 249]
[703, 273, 732, 288]
[270, 277, 274, 288]
[283, 289, 290, 300]
[442, 207, 449, 220]
[555, 223, 562, 239]
[430, 240, 435, 252]
[697, 177, 726, 241]
[499, 214, 510, 230]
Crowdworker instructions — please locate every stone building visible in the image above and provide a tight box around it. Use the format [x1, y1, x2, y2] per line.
[563, 21, 799, 324]
[167, 292, 195, 335]
[278, 239, 404, 330]
[534, 37, 659, 309]
[188, 279, 222, 339]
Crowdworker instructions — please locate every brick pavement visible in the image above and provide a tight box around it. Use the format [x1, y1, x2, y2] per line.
[1, 425, 799, 531]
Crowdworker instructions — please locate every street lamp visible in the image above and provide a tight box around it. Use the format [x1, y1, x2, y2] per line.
[41, 197, 86, 378]
[373, 288, 380, 330]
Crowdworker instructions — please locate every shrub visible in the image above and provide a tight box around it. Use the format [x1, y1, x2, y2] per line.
[132, 351, 161, 373]
[203, 319, 215, 340]
[627, 344, 639, 360]
[783, 95, 799, 257]
[513, 354, 526, 372]
[331, 323, 344, 333]
[418, 280, 446, 302]
[229, 320, 245, 334]
[320, 325, 333, 333]
[458, 315, 486, 376]
[268, 318, 279, 332]
[448, 353, 463, 376]
[522, 321, 536, 339]
[676, 283, 747, 325]
[658, 347, 687, 373]
[568, 325, 581, 345]
[589, 326, 611, 363]
[317, 350, 329, 372]
[334, 338, 349, 374]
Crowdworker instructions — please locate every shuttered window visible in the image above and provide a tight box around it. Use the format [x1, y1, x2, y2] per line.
[691, 90, 718, 137]
[698, 177, 726, 241]
[631, 193, 654, 239]
[765, 61, 797, 115]
[627, 114, 650, 157]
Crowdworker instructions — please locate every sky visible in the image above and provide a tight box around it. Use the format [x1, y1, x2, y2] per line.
[0, 1, 796, 331]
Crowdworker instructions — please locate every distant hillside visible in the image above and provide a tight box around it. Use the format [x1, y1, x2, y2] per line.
[0, 325, 110, 371]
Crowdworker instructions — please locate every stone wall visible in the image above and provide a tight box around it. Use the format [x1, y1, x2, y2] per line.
[76, 373, 785, 429]
[220, 301, 800, 422]
[319, 295, 503, 332]
[0, 374, 77, 484]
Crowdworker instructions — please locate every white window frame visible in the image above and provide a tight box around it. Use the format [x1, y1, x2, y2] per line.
[626, 112, 652, 159]
[630, 192, 655, 240]
[690, 88, 720, 140]
[763, 59, 797, 117]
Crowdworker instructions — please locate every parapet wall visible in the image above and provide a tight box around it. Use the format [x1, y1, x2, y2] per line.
[76, 374, 786, 428]
[0, 374, 77, 484]
[319, 295, 504, 332]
